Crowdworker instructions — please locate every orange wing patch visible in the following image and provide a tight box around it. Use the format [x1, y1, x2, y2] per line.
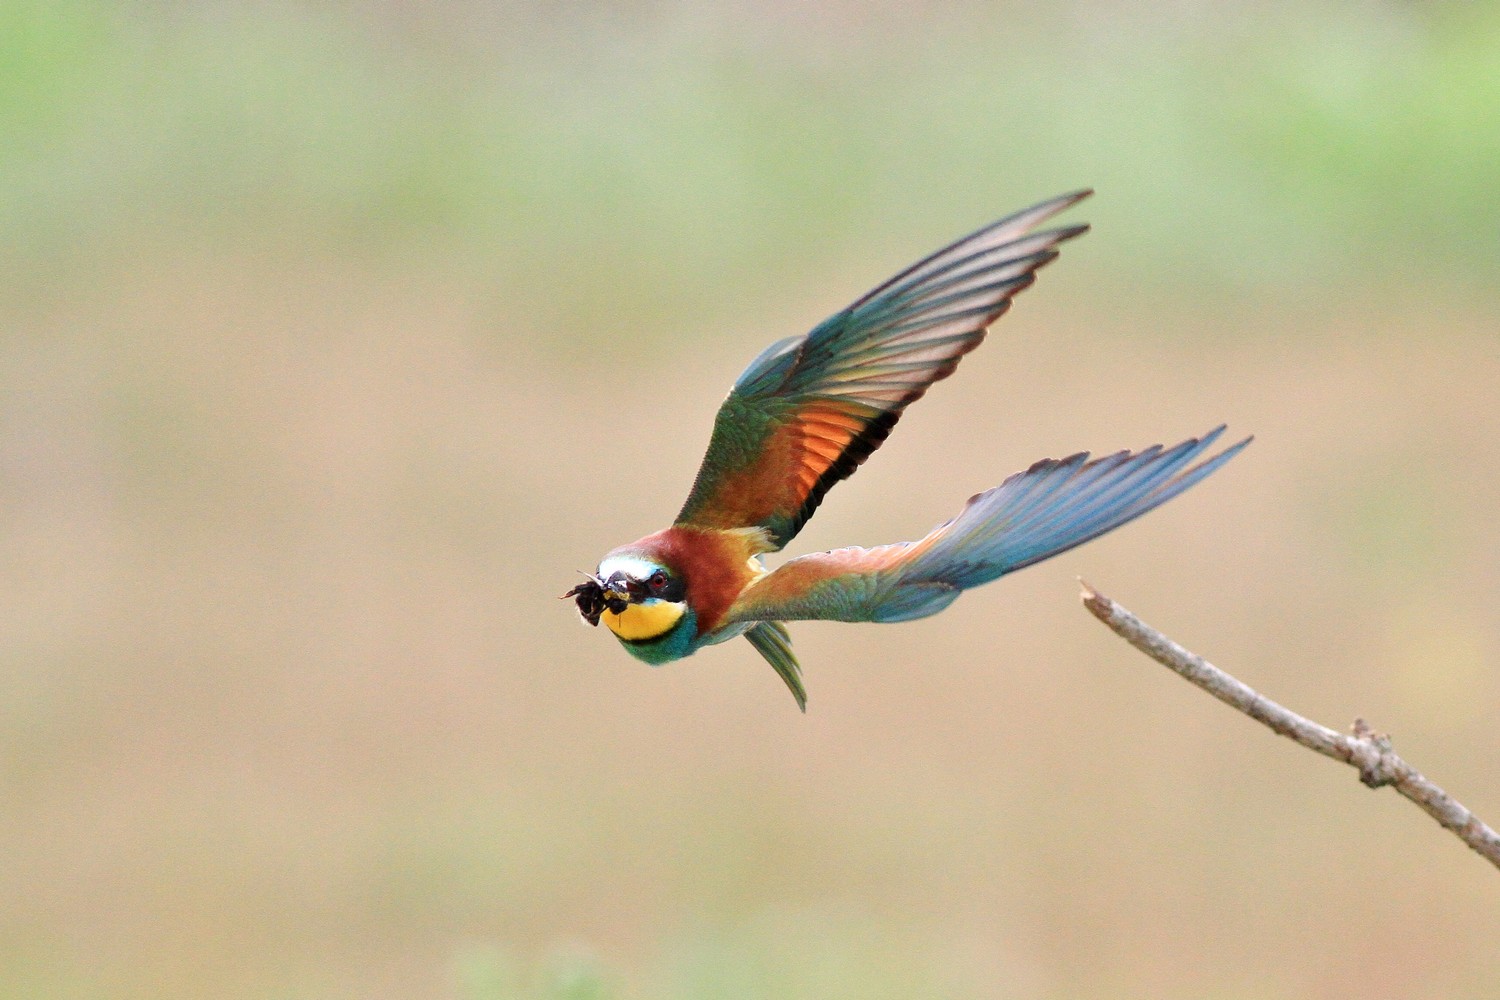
[787, 398, 884, 504]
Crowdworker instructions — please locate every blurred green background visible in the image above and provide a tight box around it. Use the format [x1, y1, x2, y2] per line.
[3, 1, 1498, 997]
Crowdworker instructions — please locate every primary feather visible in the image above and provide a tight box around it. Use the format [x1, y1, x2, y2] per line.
[727, 427, 1250, 626]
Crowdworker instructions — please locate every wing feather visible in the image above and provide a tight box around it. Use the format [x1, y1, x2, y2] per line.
[726, 429, 1250, 624]
[674, 191, 1092, 551]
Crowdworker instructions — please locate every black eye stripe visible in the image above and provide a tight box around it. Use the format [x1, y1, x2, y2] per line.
[601, 564, 685, 603]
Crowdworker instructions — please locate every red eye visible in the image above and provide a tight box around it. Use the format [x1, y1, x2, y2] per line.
[649, 571, 668, 593]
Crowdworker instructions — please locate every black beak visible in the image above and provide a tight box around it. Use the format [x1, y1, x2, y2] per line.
[603, 572, 645, 604]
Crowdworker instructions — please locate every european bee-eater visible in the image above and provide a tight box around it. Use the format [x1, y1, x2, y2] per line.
[566, 191, 1248, 710]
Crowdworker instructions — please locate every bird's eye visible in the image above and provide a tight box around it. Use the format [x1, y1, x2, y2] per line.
[648, 570, 669, 593]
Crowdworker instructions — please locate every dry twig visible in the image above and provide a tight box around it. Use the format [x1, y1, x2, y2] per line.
[1080, 581, 1500, 873]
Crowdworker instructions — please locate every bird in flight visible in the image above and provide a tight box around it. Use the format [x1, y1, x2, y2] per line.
[565, 191, 1248, 710]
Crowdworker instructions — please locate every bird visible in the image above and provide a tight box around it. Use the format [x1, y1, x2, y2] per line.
[564, 190, 1249, 711]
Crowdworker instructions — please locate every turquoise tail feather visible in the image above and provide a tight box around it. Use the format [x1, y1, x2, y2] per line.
[744, 621, 807, 711]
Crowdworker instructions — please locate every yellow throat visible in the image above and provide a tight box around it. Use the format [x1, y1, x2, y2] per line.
[602, 600, 685, 641]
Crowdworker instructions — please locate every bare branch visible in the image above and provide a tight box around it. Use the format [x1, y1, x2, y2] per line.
[1079, 580, 1500, 873]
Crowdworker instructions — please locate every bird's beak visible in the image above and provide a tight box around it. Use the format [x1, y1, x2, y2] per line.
[600, 572, 638, 613]
[602, 572, 641, 605]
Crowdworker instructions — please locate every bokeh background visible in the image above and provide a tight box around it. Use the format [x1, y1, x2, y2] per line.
[4, 2, 1498, 997]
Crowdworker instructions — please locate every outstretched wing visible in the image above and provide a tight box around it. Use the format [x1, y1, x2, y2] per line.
[674, 191, 1091, 552]
[726, 428, 1250, 625]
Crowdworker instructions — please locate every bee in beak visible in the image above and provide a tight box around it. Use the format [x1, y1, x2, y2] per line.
[562, 573, 631, 627]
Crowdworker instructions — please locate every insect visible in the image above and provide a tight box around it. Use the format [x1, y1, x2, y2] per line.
[566, 191, 1248, 710]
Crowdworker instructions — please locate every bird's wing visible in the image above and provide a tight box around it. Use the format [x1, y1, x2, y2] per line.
[725, 428, 1250, 625]
[673, 191, 1091, 552]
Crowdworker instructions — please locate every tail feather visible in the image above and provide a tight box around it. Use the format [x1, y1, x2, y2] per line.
[744, 621, 807, 711]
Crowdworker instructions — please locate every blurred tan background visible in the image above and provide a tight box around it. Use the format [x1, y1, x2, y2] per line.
[3, 2, 1498, 997]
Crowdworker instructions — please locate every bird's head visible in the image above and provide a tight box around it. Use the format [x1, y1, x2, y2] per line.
[563, 551, 692, 655]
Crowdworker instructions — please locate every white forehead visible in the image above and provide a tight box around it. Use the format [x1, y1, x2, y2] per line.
[598, 553, 661, 579]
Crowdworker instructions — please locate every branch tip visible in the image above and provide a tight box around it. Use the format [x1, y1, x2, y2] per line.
[1077, 578, 1108, 618]
[1080, 583, 1500, 872]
